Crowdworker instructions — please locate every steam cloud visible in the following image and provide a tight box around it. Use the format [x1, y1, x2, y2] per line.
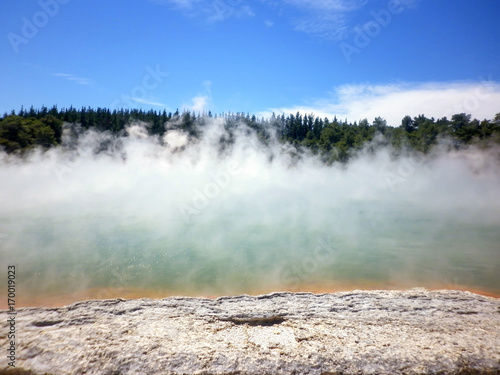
[1, 118, 499, 306]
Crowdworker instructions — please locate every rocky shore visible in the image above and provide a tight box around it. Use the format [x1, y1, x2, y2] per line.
[1, 289, 500, 374]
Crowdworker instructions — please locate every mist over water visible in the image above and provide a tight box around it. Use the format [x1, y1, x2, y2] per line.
[1, 119, 500, 306]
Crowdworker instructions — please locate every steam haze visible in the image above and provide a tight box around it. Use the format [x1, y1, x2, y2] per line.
[1, 119, 499, 306]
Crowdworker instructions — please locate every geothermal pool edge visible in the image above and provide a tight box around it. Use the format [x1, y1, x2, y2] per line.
[1, 289, 500, 375]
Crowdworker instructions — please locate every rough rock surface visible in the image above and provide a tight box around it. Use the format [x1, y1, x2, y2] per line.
[1, 289, 500, 375]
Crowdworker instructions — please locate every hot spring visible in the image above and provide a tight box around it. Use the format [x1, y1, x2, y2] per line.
[1, 120, 499, 306]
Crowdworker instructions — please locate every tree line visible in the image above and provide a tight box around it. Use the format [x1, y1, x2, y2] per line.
[1, 105, 499, 163]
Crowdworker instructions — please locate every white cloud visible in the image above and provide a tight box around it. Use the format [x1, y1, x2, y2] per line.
[260, 80, 500, 126]
[280, 0, 366, 41]
[293, 13, 349, 41]
[206, 3, 254, 22]
[149, 0, 254, 22]
[131, 97, 167, 107]
[183, 81, 212, 113]
[188, 95, 209, 113]
[283, 0, 366, 12]
[53, 73, 94, 86]
[149, 0, 200, 9]
[279, 0, 419, 41]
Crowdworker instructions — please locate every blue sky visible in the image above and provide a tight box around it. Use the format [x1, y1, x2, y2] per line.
[1, 0, 500, 125]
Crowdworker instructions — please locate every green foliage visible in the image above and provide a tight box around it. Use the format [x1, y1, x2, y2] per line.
[0, 115, 62, 153]
[1, 105, 500, 161]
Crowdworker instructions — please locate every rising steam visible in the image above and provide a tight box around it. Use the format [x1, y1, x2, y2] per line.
[1, 118, 499, 306]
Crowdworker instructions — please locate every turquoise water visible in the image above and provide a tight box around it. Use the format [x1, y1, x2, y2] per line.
[2, 199, 499, 303]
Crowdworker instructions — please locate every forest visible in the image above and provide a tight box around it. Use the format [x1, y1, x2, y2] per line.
[1, 105, 500, 163]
